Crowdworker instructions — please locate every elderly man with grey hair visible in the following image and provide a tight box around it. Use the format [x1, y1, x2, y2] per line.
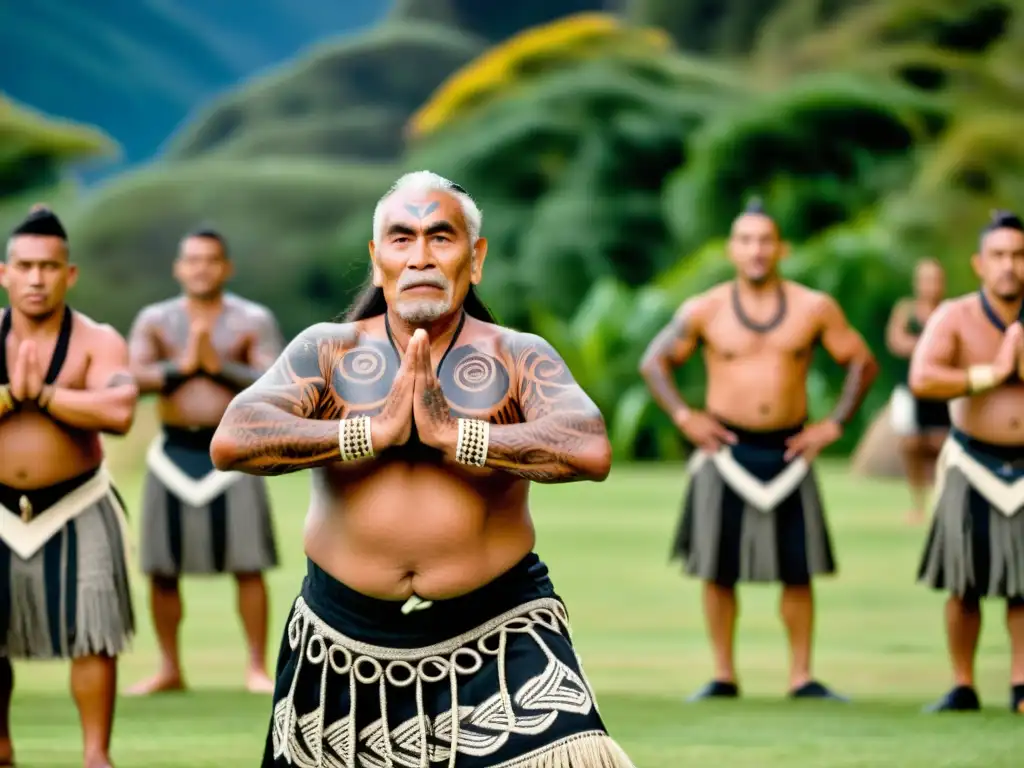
[210, 171, 633, 767]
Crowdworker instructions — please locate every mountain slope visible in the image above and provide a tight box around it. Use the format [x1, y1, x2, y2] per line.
[0, 0, 386, 171]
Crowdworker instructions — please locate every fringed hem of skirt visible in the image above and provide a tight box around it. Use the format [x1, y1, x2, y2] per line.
[0, 585, 134, 661]
[71, 584, 134, 658]
[495, 732, 635, 768]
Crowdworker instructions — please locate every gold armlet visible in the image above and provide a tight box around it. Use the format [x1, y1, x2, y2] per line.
[967, 365, 998, 394]
[338, 416, 374, 462]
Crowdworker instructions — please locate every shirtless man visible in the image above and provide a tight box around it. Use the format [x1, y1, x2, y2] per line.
[209, 171, 634, 767]
[886, 258, 949, 523]
[125, 229, 283, 695]
[0, 207, 138, 768]
[639, 199, 878, 702]
[910, 210, 1024, 714]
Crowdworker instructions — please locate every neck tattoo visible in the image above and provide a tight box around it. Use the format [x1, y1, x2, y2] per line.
[978, 289, 1024, 333]
[732, 281, 786, 334]
[384, 309, 466, 376]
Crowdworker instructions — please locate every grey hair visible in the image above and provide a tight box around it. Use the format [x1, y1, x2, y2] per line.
[372, 170, 483, 244]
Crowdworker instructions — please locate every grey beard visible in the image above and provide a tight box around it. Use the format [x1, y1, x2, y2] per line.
[396, 298, 450, 323]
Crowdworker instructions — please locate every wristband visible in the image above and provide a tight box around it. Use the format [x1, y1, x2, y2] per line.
[338, 416, 374, 462]
[455, 418, 489, 467]
[967, 365, 998, 394]
[159, 362, 190, 394]
[0, 385, 17, 414]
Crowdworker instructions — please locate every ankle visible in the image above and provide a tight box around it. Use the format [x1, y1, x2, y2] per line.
[789, 670, 813, 687]
[159, 664, 182, 680]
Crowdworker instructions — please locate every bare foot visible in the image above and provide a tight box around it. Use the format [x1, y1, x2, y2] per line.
[125, 671, 185, 696]
[84, 755, 112, 768]
[246, 669, 275, 694]
[905, 509, 925, 525]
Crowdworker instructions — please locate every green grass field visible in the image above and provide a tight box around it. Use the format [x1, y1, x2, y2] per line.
[8, 462, 1020, 767]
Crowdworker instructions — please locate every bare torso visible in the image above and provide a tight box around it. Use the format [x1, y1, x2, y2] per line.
[698, 282, 822, 430]
[132, 294, 275, 426]
[303, 315, 535, 600]
[0, 310, 104, 488]
[946, 297, 1024, 445]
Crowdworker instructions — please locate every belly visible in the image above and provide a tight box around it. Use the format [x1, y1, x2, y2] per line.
[303, 460, 534, 601]
[0, 413, 102, 488]
[705, 355, 810, 429]
[159, 378, 236, 427]
[952, 384, 1024, 445]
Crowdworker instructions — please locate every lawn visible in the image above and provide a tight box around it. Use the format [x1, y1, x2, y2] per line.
[8, 461, 1020, 767]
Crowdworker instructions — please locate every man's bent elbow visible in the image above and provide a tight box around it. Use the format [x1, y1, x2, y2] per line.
[210, 424, 243, 472]
[104, 408, 135, 436]
[104, 390, 138, 436]
[577, 436, 613, 482]
[908, 368, 934, 399]
[638, 352, 663, 381]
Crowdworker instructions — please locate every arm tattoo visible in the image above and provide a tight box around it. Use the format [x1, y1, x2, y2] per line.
[829, 360, 871, 426]
[215, 325, 353, 475]
[212, 310, 285, 391]
[639, 314, 692, 419]
[822, 302, 878, 426]
[483, 334, 609, 483]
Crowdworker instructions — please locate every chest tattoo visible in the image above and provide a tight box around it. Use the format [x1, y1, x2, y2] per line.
[330, 339, 522, 425]
[331, 339, 400, 410]
[439, 344, 520, 424]
[159, 303, 250, 358]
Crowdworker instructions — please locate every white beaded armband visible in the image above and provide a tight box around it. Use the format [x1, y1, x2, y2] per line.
[456, 418, 489, 467]
[338, 416, 374, 462]
[967, 365, 998, 394]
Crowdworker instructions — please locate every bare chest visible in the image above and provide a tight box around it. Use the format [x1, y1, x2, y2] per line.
[703, 315, 818, 361]
[326, 339, 523, 425]
[2, 335, 90, 388]
[955, 323, 1006, 366]
[154, 305, 251, 362]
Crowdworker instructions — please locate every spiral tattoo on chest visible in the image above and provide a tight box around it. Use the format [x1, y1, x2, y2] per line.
[332, 339, 399, 405]
[438, 344, 511, 410]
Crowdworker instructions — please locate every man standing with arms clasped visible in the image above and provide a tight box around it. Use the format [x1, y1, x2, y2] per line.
[210, 171, 635, 767]
[126, 228, 284, 696]
[0, 206, 138, 768]
[911, 210, 1024, 714]
[639, 199, 878, 702]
